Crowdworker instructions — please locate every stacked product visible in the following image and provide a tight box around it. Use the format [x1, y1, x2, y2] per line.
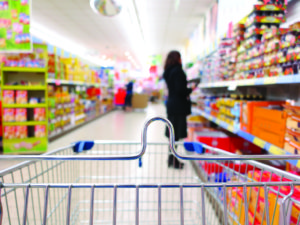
[60, 57, 99, 83]
[3, 44, 47, 68]
[197, 96, 218, 116]
[48, 53, 101, 84]
[85, 86, 102, 119]
[278, 23, 300, 75]
[228, 24, 245, 80]
[284, 104, 300, 154]
[74, 96, 85, 125]
[219, 38, 234, 81]
[48, 53, 64, 79]
[200, 52, 220, 83]
[186, 115, 210, 142]
[1, 45, 49, 153]
[48, 86, 74, 137]
[216, 95, 242, 130]
[252, 103, 286, 148]
[240, 100, 286, 148]
[236, 3, 286, 80]
[227, 170, 300, 225]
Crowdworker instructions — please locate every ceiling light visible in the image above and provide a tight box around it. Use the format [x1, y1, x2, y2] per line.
[125, 51, 130, 56]
[31, 22, 102, 66]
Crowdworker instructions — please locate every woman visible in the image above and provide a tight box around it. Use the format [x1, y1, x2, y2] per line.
[163, 50, 192, 169]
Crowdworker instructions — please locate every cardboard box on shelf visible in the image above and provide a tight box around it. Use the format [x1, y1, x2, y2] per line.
[15, 108, 27, 122]
[4, 126, 15, 139]
[15, 126, 27, 139]
[286, 115, 300, 131]
[3, 90, 14, 104]
[3, 108, 15, 122]
[16, 90, 28, 104]
[240, 101, 285, 133]
[252, 106, 287, 148]
[132, 94, 148, 109]
[284, 139, 300, 154]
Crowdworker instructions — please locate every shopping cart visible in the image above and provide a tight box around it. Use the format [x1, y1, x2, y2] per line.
[1, 117, 300, 225]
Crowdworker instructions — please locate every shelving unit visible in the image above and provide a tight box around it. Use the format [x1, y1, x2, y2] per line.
[199, 74, 300, 88]
[1, 47, 49, 153]
[3, 103, 47, 108]
[192, 108, 299, 167]
[47, 78, 101, 87]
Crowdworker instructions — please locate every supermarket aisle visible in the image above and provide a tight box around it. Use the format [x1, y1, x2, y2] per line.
[49, 103, 168, 151]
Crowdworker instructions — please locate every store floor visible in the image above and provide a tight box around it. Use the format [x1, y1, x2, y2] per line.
[0, 103, 168, 171]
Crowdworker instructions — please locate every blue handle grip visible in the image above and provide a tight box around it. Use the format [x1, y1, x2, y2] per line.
[73, 141, 95, 153]
[139, 158, 142, 167]
[184, 142, 204, 154]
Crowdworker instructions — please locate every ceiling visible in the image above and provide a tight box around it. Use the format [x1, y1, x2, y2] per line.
[32, 0, 213, 67]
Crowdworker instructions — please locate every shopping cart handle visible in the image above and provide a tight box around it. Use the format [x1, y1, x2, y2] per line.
[184, 142, 204, 154]
[73, 141, 95, 153]
[4, 116, 300, 161]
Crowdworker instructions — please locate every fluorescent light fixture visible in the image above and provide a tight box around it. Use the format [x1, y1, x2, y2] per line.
[120, 0, 148, 69]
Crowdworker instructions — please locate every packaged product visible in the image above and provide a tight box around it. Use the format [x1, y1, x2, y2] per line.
[15, 126, 27, 139]
[3, 90, 14, 104]
[4, 126, 15, 139]
[35, 125, 46, 138]
[15, 108, 27, 122]
[16, 90, 27, 104]
[3, 108, 15, 122]
[34, 108, 46, 121]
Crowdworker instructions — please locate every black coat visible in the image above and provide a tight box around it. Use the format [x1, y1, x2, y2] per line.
[163, 64, 192, 116]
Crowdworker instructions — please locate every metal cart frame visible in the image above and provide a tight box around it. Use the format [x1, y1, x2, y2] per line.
[0, 117, 300, 225]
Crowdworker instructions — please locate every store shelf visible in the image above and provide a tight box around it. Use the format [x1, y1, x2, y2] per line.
[3, 103, 47, 108]
[47, 78, 100, 87]
[2, 85, 46, 90]
[49, 109, 114, 142]
[2, 67, 46, 73]
[199, 74, 300, 88]
[192, 107, 299, 167]
[3, 121, 47, 126]
[75, 114, 86, 121]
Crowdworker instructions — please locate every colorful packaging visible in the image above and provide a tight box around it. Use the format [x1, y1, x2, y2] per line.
[15, 108, 27, 122]
[4, 126, 15, 139]
[3, 108, 15, 122]
[15, 126, 27, 139]
[35, 125, 46, 138]
[16, 90, 27, 104]
[34, 108, 46, 121]
[3, 90, 14, 104]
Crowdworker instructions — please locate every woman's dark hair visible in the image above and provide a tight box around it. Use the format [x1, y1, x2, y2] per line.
[164, 50, 181, 70]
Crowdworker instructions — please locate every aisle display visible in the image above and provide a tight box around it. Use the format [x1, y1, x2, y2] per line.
[1, 44, 48, 153]
[194, 0, 300, 172]
[200, 2, 300, 83]
[0, 40, 115, 151]
[0, 0, 32, 52]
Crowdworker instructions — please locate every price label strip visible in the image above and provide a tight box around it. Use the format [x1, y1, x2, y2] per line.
[253, 137, 266, 149]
